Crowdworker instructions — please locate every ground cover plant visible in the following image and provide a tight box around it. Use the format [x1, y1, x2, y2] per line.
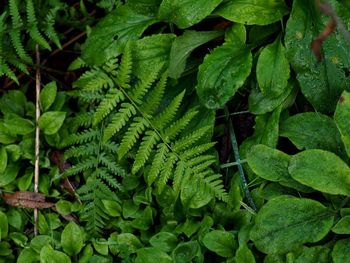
[0, 0, 350, 262]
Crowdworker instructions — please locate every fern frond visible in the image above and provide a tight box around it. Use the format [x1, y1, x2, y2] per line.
[74, 68, 113, 91]
[173, 163, 190, 194]
[102, 142, 119, 154]
[142, 72, 167, 115]
[157, 153, 177, 193]
[0, 60, 18, 83]
[153, 90, 185, 129]
[131, 62, 164, 104]
[132, 130, 160, 174]
[93, 89, 125, 125]
[117, 117, 149, 159]
[99, 154, 126, 177]
[146, 143, 169, 186]
[9, 30, 32, 63]
[6, 56, 29, 74]
[102, 58, 119, 77]
[172, 126, 212, 152]
[64, 157, 96, 176]
[9, 0, 22, 27]
[64, 128, 100, 146]
[96, 169, 123, 191]
[180, 142, 216, 160]
[64, 144, 97, 159]
[191, 159, 217, 174]
[115, 44, 132, 89]
[43, 7, 61, 48]
[103, 103, 136, 142]
[162, 108, 198, 141]
[70, 112, 94, 128]
[198, 174, 229, 202]
[187, 155, 216, 168]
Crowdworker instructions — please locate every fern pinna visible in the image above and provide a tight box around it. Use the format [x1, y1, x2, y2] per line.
[64, 41, 228, 236]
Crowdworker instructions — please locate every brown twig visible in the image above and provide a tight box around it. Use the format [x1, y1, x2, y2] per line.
[34, 44, 41, 236]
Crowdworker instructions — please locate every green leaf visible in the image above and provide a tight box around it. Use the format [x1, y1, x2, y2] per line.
[293, 246, 331, 263]
[256, 36, 290, 98]
[82, 5, 156, 65]
[40, 245, 71, 263]
[136, 247, 172, 263]
[172, 241, 200, 263]
[280, 112, 345, 157]
[215, 0, 289, 25]
[250, 196, 334, 254]
[61, 222, 84, 256]
[17, 248, 39, 263]
[158, 0, 222, 29]
[40, 82, 57, 112]
[202, 230, 237, 257]
[285, 0, 350, 113]
[247, 144, 311, 192]
[117, 233, 142, 256]
[4, 113, 35, 135]
[55, 200, 72, 216]
[102, 200, 122, 217]
[169, 30, 223, 79]
[334, 91, 350, 157]
[0, 164, 20, 187]
[0, 212, 8, 239]
[235, 245, 255, 263]
[150, 232, 178, 252]
[0, 90, 26, 116]
[38, 111, 66, 135]
[289, 149, 350, 196]
[332, 239, 350, 263]
[196, 43, 252, 109]
[0, 147, 7, 173]
[30, 235, 52, 254]
[332, 216, 350, 234]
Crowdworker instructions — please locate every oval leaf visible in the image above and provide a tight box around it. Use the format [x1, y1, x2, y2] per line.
[216, 0, 289, 25]
[61, 222, 84, 256]
[4, 113, 35, 135]
[334, 91, 350, 157]
[250, 195, 334, 254]
[40, 245, 71, 263]
[289, 149, 350, 196]
[38, 111, 66, 135]
[202, 230, 237, 257]
[332, 216, 350, 234]
[136, 247, 172, 263]
[158, 0, 222, 29]
[0, 212, 8, 239]
[256, 36, 290, 98]
[196, 43, 252, 109]
[332, 239, 350, 263]
[0, 147, 7, 173]
[150, 232, 178, 252]
[40, 82, 57, 112]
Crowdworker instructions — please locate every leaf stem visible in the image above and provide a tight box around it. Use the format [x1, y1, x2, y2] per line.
[224, 106, 256, 211]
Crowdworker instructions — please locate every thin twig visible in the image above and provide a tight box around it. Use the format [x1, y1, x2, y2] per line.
[34, 44, 41, 235]
[224, 106, 256, 211]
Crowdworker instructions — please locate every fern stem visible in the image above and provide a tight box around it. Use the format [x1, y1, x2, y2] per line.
[224, 107, 256, 211]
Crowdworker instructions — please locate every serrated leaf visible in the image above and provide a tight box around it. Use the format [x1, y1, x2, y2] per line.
[257, 36, 290, 97]
[334, 91, 350, 157]
[38, 111, 66, 135]
[289, 149, 350, 195]
[216, 0, 289, 25]
[280, 112, 346, 158]
[285, 0, 350, 113]
[158, 0, 222, 29]
[40, 82, 57, 112]
[196, 43, 252, 109]
[169, 30, 223, 79]
[250, 196, 334, 254]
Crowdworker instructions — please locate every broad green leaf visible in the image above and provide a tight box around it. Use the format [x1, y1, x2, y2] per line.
[235, 244, 255, 263]
[248, 82, 295, 114]
[18, 170, 33, 191]
[196, 43, 252, 109]
[4, 113, 35, 135]
[285, 0, 350, 113]
[225, 23, 246, 44]
[9, 232, 27, 247]
[0, 212, 8, 239]
[250, 195, 334, 254]
[0, 164, 19, 187]
[0, 121, 16, 144]
[158, 0, 222, 29]
[40, 245, 71, 263]
[293, 246, 331, 263]
[5, 144, 21, 161]
[7, 209, 22, 230]
[55, 200, 72, 216]
[215, 0, 289, 25]
[92, 238, 109, 256]
[334, 91, 350, 157]
[172, 241, 200, 263]
[136, 247, 172, 263]
[332, 239, 350, 263]
[30, 235, 52, 254]
[0, 241, 12, 256]
[133, 34, 175, 80]
[82, 5, 156, 65]
[257, 36, 290, 98]
[0, 147, 7, 173]
[102, 200, 122, 217]
[289, 149, 350, 195]
[280, 112, 346, 158]
[150, 232, 178, 252]
[0, 90, 26, 116]
[131, 206, 153, 230]
[332, 216, 350, 234]
[61, 222, 84, 256]
[169, 30, 223, 79]
[40, 81, 57, 112]
[247, 144, 311, 192]
[17, 248, 39, 263]
[38, 111, 66, 135]
[117, 233, 142, 256]
[202, 230, 237, 257]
